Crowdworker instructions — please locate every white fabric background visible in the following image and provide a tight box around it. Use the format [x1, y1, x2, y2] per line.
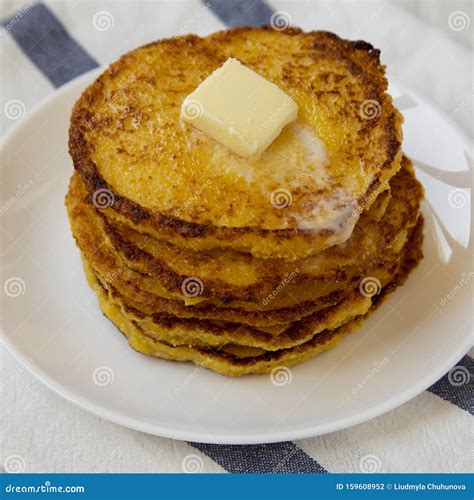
[1, 0, 473, 473]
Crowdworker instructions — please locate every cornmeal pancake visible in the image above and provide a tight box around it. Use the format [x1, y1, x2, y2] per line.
[76, 198, 418, 332]
[66, 157, 421, 314]
[67, 172, 379, 308]
[73, 229, 403, 326]
[66, 187, 421, 328]
[99, 158, 415, 304]
[87, 262, 371, 351]
[84, 208, 420, 352]
[89, 245, 393, 352]
[79, 203, 417, 327]
[87, 218, 423, 376]
[85, 258, 347, 326]
[69, 27, 403, 259]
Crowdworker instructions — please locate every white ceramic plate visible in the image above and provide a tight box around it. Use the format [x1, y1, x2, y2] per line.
[0, 70, 472, 444]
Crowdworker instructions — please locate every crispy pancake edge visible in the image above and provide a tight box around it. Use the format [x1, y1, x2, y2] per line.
[66, 156, 422, 307]
[90, 217, 424, 376]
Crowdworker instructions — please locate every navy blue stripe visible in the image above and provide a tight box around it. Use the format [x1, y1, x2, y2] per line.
[2, 3, 98, 87]
[204, 0, 274, 27]
[428, 355, 473, 414]
[191, 442, 328, 473]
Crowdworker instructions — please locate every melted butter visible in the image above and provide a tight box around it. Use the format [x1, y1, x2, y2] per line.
[185, 121, 359, 241]
[206, 122, 330, 186]
[296, 196, 360, 242]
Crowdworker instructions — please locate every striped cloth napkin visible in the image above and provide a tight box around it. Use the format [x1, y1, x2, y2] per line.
[1, 0, 472, 474]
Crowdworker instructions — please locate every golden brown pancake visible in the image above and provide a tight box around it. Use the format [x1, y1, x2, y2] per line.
[82, 206, 420, 352]
[65, 156, 421, 318]
[66, 27, 424, 377]
[69, 27, 403, 259]
[65, 168, 421, 329]
[86, 217, 423, 376]
[99, 157, 418, 304]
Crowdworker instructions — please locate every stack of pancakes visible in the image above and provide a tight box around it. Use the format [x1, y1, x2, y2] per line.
[66, 28, 424, 376]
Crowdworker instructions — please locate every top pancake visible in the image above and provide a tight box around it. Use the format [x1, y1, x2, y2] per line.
[69, 27, 403, 259]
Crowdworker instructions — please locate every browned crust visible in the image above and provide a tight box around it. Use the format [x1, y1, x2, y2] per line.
[66, 171, 351, 326]
[65, 165, 423, 322]
[81, 156, 421, 304]
[93, 214, 423, 353]
[192, 216, 424, 366]
[104, 283, 366, 350]
[103, 271, 347, 325]
[68, 27, 403, 252]
[123, 216, 424, 368]
[101, 213, 368, 304]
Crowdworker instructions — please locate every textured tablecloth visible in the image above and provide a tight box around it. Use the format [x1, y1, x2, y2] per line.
[1, 0, 473, 474]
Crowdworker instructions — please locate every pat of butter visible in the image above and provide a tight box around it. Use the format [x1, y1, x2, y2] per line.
[180, 58, 298, 158]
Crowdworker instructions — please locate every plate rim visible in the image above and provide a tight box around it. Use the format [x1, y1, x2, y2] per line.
[0, 69, 472, 444]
